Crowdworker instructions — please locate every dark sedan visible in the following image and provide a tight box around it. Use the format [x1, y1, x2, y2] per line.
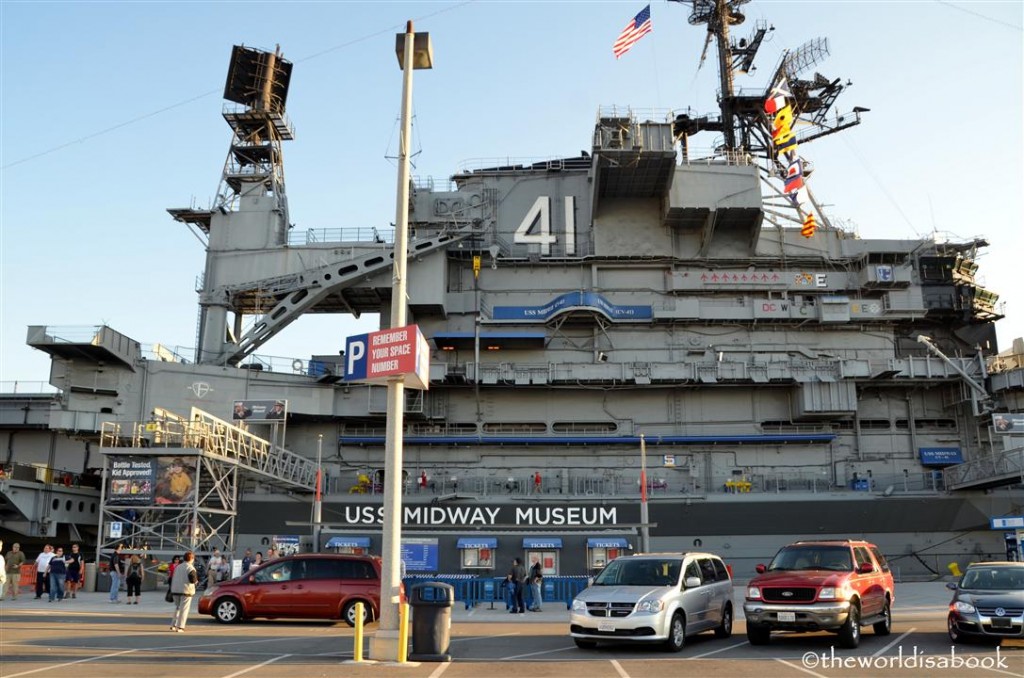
[947, 561, 1024, 643]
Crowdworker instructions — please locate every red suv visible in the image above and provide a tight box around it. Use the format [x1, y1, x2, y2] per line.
[197, 554, 381, 626]
[743, 540, 895, 648]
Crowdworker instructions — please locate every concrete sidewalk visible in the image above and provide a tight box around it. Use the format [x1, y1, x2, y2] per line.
[0, 581, 953, 625]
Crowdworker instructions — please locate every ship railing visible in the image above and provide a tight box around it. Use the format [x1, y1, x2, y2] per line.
[596, 105, 674, 124]
[0, 381, 60, 394]
[287, 226, 395, 246]
[0, 460, 103, 489]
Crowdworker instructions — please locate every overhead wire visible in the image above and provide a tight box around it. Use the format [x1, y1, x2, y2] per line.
[1, 1, 474, 171]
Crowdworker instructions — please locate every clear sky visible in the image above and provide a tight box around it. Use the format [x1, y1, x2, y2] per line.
[2, 1, 1021, 385]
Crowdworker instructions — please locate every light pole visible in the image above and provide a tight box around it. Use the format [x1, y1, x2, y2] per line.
[314, 433, 323, 553]
[370, 20, 432, 662]
[640, 433, 650, 552]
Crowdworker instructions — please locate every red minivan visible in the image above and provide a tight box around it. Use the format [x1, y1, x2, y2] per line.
[197, 554, 381, 626]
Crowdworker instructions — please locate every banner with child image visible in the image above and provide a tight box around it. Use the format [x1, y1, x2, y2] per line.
[107, 455, 196, 506]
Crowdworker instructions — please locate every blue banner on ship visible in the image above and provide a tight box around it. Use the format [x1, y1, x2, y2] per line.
[918, 447, 964, 466]
[493, 292, 653, 321]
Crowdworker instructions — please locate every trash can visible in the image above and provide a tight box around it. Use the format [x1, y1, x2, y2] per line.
[408, 582, 453, 662]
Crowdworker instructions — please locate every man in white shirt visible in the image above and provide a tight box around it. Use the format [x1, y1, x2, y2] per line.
[0, 540, 7, 600]
[34, 545, 55, 600]
[207, 548, 227, 583]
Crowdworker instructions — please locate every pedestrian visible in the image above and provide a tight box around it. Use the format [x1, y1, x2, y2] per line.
[266, 547, 277, 561]
[64, 544, 83, 599]
[0, 540, 6, 601]
[126, 554, 143, 604]
[169, 551, 198, 632]
[533, 471, 542, 494]
[109, 543, 125, 603]
[208, 548, 227, 583]
[506, 557, 526, 614]
[249, 552, 263, 570]
[241, 548, 254, 573]
[418, 470, 428, 492]
[34, 544, 54, 600]
[4, 542, 25, 600]
[47, 547, 67, 602]
[528, 557, 544, 611]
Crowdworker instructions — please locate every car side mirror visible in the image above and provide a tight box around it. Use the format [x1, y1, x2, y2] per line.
[858, 562, 874, 574]
[946, 582, 958, 590]
[755, 564, 766, 574]
[684, 576, 702, 588]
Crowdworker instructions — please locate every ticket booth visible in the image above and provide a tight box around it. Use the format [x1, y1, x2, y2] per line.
[990, 517, 1024, 562]
[587, 537, 630, 571]
[522, 537, 560, 575]
[457, 537, 496, 571]
[324, 536, 371, 555]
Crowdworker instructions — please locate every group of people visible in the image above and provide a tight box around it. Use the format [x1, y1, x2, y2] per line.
[506, 556, 544, 613]
[0, 541, 85, 602]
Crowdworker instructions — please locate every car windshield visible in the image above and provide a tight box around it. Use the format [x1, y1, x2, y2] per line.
[961, 567, 1024, 591]
[592, 558, 680, 586]
[768, 546, 852, 572]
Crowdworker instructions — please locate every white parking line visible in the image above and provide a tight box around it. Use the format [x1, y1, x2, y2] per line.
[872, 628, 915, 657]
[501, 645, 578, 660]
[450, 632, 521, 642]
[773, 657, 827, 678]
[610, 659, 631, 678]
[4, 649, 138, 678]
[219, 653, 290, 678]
[688, 639, 750, 658]
[426, 662, 452, 678]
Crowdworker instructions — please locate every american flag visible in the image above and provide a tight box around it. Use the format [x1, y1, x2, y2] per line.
[613, 5, 653, 59]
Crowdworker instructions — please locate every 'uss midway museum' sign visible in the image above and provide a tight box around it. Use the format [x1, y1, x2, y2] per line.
[342, 504, 620, 526]
[343, 324, 430, 389]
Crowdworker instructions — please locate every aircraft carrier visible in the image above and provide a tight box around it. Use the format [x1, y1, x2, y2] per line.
[2, 0, 1022, 579]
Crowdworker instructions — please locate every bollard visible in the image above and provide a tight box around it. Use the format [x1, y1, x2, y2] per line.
[398, 601, 409, 663]
[353, 601, 364, 662]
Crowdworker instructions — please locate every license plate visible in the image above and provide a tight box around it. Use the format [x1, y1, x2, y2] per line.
[991, 617, 1011, 628]
[598, 621, 616, 632]
[777, 611, 796, 622]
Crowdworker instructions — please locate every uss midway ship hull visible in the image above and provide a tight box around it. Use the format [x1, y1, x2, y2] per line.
[3, 9, 1023, 577]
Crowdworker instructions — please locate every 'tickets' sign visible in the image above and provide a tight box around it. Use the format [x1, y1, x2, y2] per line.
[343, 324, 430, 389]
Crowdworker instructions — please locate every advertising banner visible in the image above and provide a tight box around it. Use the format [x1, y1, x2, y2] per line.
[232, 399, 287, 422]
[108, 455, 196, 505]
[994, 413, 1024, 433]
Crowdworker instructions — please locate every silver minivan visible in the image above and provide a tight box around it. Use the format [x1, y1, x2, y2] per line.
[570, 552, 733, 651]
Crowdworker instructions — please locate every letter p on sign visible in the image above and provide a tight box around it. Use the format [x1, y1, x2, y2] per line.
[344, 334, 368, 381]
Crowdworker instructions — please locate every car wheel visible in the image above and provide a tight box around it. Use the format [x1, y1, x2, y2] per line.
[746, 622, 771, 645]
[873, 600, 892, 636]
[838, 602, 861, 649]
[663, 612, 686, 652]
[574, 638, 597, 649]
[214, 598, 241, 624]
[947, 614, 967, 644]
[343, 600, 372, 627]
[715, 604, 733, 638]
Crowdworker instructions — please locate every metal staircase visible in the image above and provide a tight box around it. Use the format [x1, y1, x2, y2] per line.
[96, 407, 316, 560]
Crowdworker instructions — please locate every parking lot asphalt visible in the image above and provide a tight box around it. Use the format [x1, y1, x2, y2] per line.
[1, 582, 1021, 678]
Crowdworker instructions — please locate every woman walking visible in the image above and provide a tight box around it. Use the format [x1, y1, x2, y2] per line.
[126, 554, 144, 604]
[169, 551, 198, 632]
